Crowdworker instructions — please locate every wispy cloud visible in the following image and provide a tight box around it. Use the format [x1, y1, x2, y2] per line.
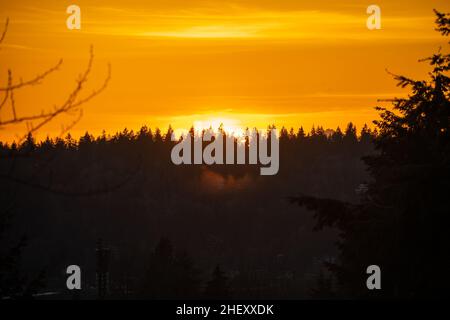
[71, 6, 441, 41]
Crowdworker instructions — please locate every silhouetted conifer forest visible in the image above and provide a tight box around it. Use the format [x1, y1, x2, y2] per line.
[0, 124, 376, 299]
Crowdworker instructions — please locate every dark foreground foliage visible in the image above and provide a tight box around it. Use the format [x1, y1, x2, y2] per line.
[291, 10, 450, 299]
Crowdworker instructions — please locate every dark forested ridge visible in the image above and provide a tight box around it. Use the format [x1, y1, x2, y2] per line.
[0, 123, 375, 299]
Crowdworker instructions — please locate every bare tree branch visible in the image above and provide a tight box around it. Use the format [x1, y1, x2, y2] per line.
[0, 18, 8, 46]
[0, 18, 111, 143]
[0, 18, 120, 198]
[0, 60, 63, 92]
[0, 159, 142, 197]
[0, 70, 11, 111]
[0, 46, 111, 144]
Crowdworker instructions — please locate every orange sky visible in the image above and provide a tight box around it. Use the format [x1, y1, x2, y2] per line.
[1, 0, 449, 142]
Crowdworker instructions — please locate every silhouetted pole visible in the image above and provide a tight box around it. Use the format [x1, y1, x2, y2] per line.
[96, 238, 110, 299]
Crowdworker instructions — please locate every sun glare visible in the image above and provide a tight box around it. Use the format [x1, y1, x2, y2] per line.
[193, 118, 245, 137]
[171, 117, 247, 140]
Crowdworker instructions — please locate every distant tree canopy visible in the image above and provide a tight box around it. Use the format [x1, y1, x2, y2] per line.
[291, 10, 450, 298]
[1, 122, 375, 151]
[0, 119, 375, 299]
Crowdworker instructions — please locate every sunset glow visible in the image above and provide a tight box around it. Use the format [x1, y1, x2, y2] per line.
[1, 0, 449, 142]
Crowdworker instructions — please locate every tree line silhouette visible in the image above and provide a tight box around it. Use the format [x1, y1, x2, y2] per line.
[0, 122, 375, 299]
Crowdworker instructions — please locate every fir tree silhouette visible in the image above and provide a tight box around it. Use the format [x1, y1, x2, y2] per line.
[291, 10, 450, 298]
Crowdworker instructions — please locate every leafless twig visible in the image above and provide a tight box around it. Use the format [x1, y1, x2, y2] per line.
[0, 18, 8, 47]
